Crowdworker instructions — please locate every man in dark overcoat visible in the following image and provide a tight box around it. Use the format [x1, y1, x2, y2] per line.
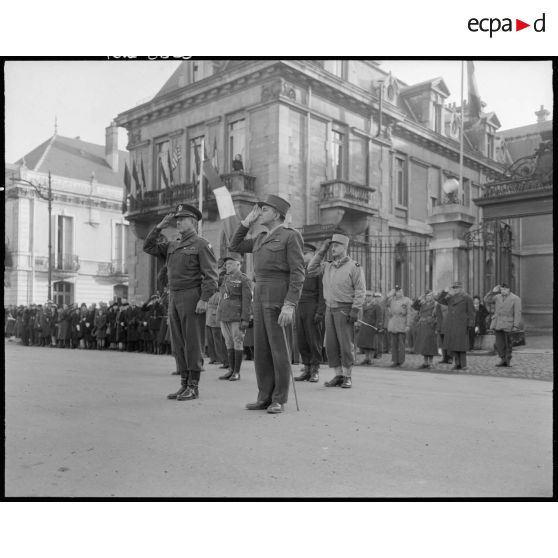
[144, 203, 218, 401]
[229, 194, 305, 414]
[434, 280, 475, 370]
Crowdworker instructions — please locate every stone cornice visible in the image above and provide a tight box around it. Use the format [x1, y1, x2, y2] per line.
[114, 59, 506, 178]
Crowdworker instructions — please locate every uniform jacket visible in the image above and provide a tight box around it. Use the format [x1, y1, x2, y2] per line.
[299, 266, 326, 317]
[143, 227, 218, 301]
[229, 223, 305, 307]
[411, 298, 438, 355]
[206, 292, 221, 328]
[483, 291, 521, 332]
[306, 253, 366, 311]
[217, 269, 252, 322]
[434, 291, 475, 352]
[386, 295, 413, 333]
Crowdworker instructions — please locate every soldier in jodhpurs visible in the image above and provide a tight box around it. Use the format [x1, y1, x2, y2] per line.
[144, 203, 218, 401]
[217, 256, 253, 381]
[294, 243, 326, 383]
[229, 194, 305, 414]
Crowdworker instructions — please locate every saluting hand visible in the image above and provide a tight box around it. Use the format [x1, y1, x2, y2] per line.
[157, 213, 175, 229]
[242, 204, 262, 227]
[195, 300, 208, 314]
[318, 239, 332, 256]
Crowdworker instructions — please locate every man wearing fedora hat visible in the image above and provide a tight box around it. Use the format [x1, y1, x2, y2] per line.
[229, 194, 305, 414]
[307, 233, 366, 388]
[216, 255, 253, 381]
[144, 203, 219, 401]
[434, 281, 474, 371]
[294, 242, 326, 383]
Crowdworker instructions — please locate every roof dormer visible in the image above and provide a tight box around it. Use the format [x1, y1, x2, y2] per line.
[400, 77, 450, 133]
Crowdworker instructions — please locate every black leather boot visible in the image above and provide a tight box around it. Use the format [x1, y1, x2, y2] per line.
[230, 349, 243, 381]
[177, 378, 199, 401]
[219, 349, 235, 379]
[167, 372, 189, 399]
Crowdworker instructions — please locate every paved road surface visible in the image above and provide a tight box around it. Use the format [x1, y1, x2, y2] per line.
[5, 342, 552, 498]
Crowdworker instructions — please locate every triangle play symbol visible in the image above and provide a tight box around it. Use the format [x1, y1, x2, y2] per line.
[516, 19, 530, 31]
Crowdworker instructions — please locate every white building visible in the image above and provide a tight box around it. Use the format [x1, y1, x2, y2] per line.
[4, 123, 131, 307]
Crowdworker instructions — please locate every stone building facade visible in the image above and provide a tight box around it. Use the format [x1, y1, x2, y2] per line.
[115, 60, 510, 304]
[5, 126, 130, 306]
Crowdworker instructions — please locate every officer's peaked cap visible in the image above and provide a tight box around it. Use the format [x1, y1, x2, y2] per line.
[174, 203, 202, 221]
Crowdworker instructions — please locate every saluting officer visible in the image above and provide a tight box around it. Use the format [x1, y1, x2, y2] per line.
[144, 203, 218, 401]
[229, 194, 305, 414]
[294, 242, 326, 383]
[216, 255, 253, 381]
[307, 233, 366, 389]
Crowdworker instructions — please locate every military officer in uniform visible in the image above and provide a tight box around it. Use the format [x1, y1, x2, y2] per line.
[216, 255, 253, 381]
[307, 233, 366, 388]
[144, 203, 218, 401]
[229, 194, 305, 414]
[294, 242, 326, 383]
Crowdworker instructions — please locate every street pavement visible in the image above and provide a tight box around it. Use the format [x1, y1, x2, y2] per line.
[4, 341, 553, 498]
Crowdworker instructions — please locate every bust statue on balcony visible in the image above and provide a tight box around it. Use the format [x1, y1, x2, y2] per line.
[232, 154, 244, 172]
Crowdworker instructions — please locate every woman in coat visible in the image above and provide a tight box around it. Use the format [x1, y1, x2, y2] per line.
[469, 295, 489, 350]
[412, 290, 439, 369]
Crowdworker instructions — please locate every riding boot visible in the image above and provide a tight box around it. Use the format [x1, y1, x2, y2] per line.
[230, 349, 243, 381]
[219, 349, 235, 379]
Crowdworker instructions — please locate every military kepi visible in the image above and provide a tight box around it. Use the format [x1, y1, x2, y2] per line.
[174, 203, 202, 221]
[331, 233, 349, 247]
[257, 194, 290, 217]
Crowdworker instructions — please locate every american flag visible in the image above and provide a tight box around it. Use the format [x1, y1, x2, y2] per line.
[171, 143, 182, 170]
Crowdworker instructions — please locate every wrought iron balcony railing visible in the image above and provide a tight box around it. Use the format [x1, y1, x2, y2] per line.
[127, 174, 256, 216]
[320, 180, 375, 205]
[96, 260, 129, 276]
[54, 254, 80, 272]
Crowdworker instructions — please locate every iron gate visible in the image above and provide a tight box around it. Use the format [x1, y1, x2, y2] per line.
[349, 236, 432, 299]
[464, 219, 514, 298]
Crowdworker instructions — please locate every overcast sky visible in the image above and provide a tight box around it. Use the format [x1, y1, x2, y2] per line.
[4, 59, 553, 164]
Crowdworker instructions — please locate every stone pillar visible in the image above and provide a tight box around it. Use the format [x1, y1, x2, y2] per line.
[428, 203, 475, 292]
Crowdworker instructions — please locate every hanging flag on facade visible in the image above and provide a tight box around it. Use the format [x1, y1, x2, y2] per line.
[193, 143, 201, 176]
[140, 157, 147, 193]
[212, 137, 219, 172]
[167, 150, 174, 186]
[160, 154, 170, 189]
[202, 158, 240, 250]
[467, 61, 482, 120]
[132, 160, 142, 196]
[124, 161, 131, 194]
[171, 143, 182, 170]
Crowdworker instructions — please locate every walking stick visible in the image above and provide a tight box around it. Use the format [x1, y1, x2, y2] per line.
[281, 325, 300, 411]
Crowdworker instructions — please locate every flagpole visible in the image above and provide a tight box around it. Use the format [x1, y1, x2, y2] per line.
[199, 138, 204, 235]
[459, 60, 465, 202]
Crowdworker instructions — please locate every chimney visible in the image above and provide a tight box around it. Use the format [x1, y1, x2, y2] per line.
[535, 105, 549, 123]
[105, 121, 119, 172]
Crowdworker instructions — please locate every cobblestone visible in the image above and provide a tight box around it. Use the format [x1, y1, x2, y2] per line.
[352, 350, 553, 382]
